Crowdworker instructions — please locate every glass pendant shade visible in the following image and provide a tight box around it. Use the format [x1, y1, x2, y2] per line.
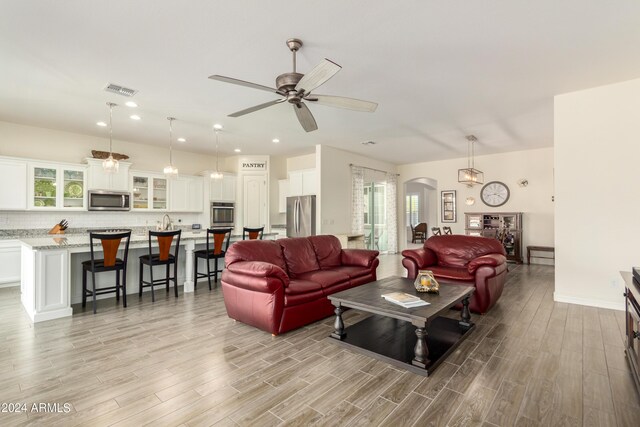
[210, 171, 223, 180]
[458, 135, 483, 186]
[164, 117, 178, 177]
[103, 102, 119, 173]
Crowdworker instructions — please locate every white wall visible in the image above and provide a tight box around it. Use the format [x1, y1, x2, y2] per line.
[317, 145, 397, 235]
[554, 77, 640, 311]
[269, 155, 287, 226]
[398, 147, 555, 255]
[0, 121, 220, 175]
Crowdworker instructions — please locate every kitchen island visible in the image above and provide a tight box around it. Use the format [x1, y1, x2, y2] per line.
[18, 231, 276, 323]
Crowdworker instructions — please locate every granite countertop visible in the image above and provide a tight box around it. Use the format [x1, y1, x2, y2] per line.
[18, 231, 277, 250]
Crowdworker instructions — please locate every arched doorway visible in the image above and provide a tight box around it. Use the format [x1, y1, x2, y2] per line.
[402, 177, 437, 250]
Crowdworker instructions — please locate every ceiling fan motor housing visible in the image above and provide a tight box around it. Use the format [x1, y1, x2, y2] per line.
[276, 72, 303, 98]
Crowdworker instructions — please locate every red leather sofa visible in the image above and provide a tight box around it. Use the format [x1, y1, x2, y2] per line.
[221, 235, 379, 335]
[402, 235, 507, 313]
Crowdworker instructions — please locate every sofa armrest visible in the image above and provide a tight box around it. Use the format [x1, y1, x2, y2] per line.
[226, 261, 290, 286]
[468, 254, 506, 274]
[401, 248, 438, 269]
[341, 249, 379, 268]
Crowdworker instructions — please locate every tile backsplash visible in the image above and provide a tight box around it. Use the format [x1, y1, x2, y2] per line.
[0, 211, 204, 230]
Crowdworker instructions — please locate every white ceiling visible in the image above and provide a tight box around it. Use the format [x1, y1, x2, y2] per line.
[1, 1, 640, 164]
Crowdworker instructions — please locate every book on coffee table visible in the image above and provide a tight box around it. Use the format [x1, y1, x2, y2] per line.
[381, 292, 429, 308]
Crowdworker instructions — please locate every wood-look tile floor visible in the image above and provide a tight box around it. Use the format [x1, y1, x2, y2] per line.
[1, 256, 639, 426]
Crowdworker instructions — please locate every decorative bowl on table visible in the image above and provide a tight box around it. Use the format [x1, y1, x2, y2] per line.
[414, 270, 440, 294]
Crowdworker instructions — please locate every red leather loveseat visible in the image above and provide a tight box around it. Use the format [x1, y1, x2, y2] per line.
[402, 235, 507, 313]
[221, 235, 379, 335]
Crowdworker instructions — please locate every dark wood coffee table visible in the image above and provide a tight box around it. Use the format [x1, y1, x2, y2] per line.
[328, 276, 475, 376]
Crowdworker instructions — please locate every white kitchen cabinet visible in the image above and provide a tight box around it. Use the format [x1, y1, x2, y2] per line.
[130, 172, 168, 211]
[169, 175, 204, 212]
[0, 159, 27, 210]
[0, 240, 21, 285]
[85, 158, 131, 191]
[278, 179, 288, 213]
[210, 173, 237, 202]
[28, 162, 87, 211]
[288, 169, 317, 196]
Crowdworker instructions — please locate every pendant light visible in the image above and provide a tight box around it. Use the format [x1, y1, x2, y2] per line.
[458, 135, 484, 187]
[163, 117, 179, 177]
[210, 124, 224, 180]
[102, 102, 119, 173]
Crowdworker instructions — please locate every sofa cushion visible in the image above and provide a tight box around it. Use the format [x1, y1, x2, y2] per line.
[278, 238, 320, 278]
[225, 240, 287, 273]
[308, 235, 343, 268]
[284, 280, 325, 306]
[297, 270, 350, 289]
[427, 266, 474, 282]
[426, 235, 506, 268]
[331, 265, 371, 280]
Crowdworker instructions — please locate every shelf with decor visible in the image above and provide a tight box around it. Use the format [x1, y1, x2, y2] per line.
[465, 212, 523, 263]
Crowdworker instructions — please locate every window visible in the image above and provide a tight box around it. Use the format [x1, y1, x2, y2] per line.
[406, 194, 419, 226]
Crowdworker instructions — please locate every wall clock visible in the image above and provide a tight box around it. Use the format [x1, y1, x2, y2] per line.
[480, 181, 510, 207]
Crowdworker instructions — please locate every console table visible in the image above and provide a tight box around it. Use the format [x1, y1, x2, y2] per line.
[621, 271, 640, 392]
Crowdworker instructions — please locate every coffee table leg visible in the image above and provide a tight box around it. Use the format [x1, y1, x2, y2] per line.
[459, 296, 472, 330]
[330, 304, 346, 340]
[412, 326, 429, 369]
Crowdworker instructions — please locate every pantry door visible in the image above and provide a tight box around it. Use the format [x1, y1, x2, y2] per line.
[243, 175, 267, 228]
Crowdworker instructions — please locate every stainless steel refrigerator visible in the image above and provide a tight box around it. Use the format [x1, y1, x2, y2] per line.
[286, 195, 316, 237]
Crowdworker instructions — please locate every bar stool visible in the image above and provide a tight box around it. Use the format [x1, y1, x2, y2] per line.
[82, 230, 132, 314]
[139, 230, 182, 302]
[431, 227, 442, 236]
[194, 228, 232, 290]
[443, 226, 452, 235]
[243, 226, 264, 240]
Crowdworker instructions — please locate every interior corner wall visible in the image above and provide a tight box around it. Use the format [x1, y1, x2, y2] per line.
[554, 77, 640, 311]
[269, 155, 287, 227]
[398, 148, 554, 254]
[317, 145, 397, 235]
[0, 121, 219, 175]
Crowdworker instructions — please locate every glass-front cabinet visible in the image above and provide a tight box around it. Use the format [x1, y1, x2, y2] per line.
[29, 163, 86, 210]
[131, 173, 168, 211]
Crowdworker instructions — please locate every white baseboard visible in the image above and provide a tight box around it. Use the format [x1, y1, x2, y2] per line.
[554, 292, 625, 311]
[32, 307, 73, 323]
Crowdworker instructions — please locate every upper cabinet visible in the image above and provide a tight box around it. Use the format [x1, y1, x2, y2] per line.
[28, 162, 87, 210]
[0, 159, 27, 210]
[169, 175, 204, 212]
[288, 169, 317, 196]
[130, 172, 168, 211]
[210, 173, 236, 202]
[86, 158, 131, 192]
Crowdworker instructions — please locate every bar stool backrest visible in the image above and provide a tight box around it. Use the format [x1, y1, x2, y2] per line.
[243, 226, 264, 240]
[431, 227, 442, 236]
[149, 230, 182, 262]
[443, 226, 452, 235]
[208, 228, 232, 255]
[89, 230, 132, 268]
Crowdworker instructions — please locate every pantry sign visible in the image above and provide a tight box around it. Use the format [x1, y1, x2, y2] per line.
[240, 161, 267, 171]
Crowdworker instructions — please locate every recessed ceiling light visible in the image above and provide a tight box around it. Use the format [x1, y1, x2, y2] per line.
[272, 138, 280, 143]
[96, 121, 107, 127]
[234, 148, 241, 153]
[213, 123, 223, 130]
[177, 138, 186, 142]
[125, 101, 138, 108]
[130, 115, 141, 120]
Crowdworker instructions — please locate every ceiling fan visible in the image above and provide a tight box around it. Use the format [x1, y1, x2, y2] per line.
[208, 38, 378, 132]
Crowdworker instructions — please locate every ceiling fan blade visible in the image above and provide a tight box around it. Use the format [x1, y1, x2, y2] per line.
[228, 99, 284, 117]
[208, 75, 279, 94]
[294, 59, 341, 94]
[306, 94, 378, 112]
[293, 103, 318, 132]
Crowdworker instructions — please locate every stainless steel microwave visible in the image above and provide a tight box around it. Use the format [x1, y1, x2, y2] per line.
[88, 190, 131, 211]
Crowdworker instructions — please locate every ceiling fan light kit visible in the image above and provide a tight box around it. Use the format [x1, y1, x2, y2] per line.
[458, 135, 484, 187]
[208, 38, 378, 132]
